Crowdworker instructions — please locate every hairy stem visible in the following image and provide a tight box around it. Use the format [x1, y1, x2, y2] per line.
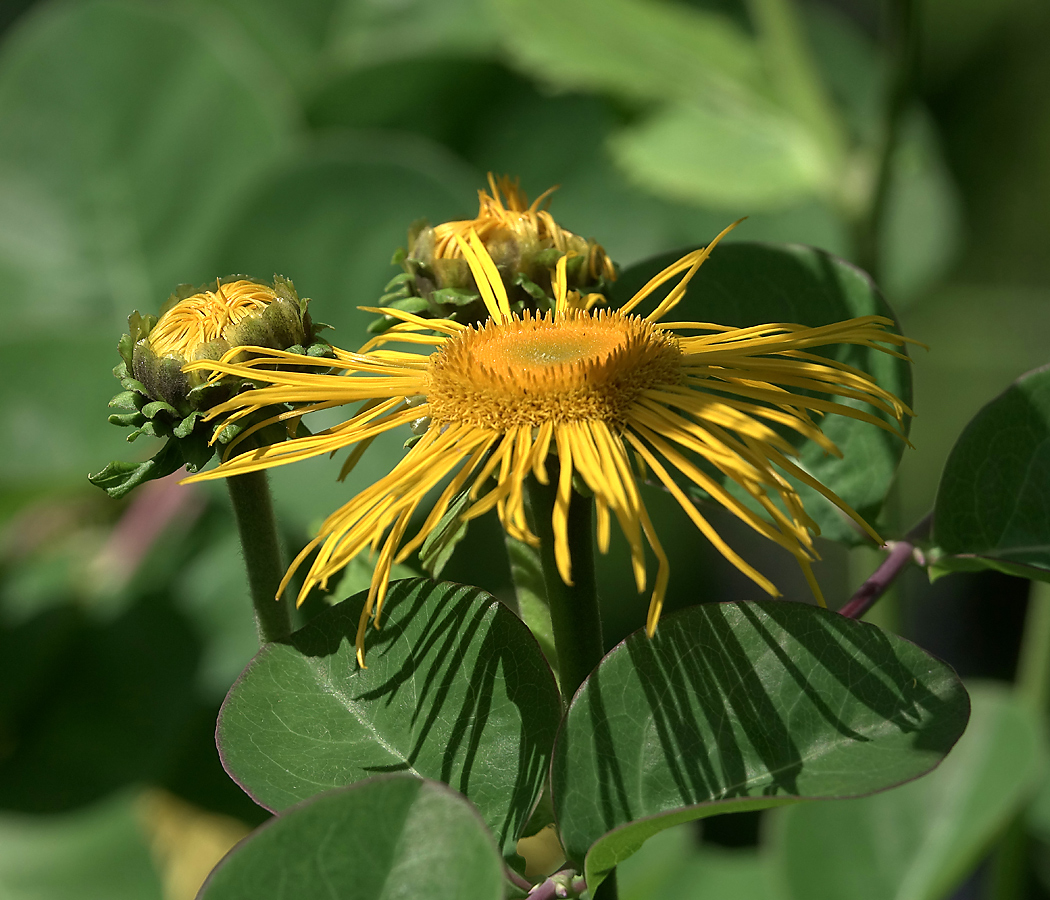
[524, 474, 604, 703]
[226, 470, 292, 643]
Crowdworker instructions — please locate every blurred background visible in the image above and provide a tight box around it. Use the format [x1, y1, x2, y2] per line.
[0, 0, 1048, 897]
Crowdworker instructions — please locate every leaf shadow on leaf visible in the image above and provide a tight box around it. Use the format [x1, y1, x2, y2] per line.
[746, 603, 958, 753]
[277, 579, 556, 850]
[554, 601, 968, 864]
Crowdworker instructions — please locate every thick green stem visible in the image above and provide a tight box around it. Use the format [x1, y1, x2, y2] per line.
[226, 471, 292, 643]
[524, 475, 604, 706]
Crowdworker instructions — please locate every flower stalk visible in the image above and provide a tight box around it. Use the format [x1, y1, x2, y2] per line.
[525, 473, 604, 704]
[226, 470, 292, 643]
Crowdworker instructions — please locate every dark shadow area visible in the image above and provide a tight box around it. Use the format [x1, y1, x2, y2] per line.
[0, 595, 201, 812]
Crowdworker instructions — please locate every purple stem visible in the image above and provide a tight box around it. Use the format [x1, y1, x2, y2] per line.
[838, 540, 916, 619]
[506, 867, 532, 894]
[527, 869, 581, 900]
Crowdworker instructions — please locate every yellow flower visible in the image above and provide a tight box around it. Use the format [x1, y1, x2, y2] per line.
[381, 176, 615, 334]
[129, 277, 315, 412]
[430, 173, 615, 286]
[148, 280, 279, 360]
[183, 224, 912, 665]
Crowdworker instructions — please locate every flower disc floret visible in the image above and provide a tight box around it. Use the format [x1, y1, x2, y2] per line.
[426, 309, 681, 431]
[148, 279, 280, 360]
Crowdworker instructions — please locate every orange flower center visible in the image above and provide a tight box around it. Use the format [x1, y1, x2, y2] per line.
[425, 309, 681, 429]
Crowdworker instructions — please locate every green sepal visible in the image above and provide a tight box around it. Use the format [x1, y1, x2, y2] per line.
[367, 296, 432, 334]
[107, 411, 145, 427]
[514, 272, 553, 306]
[382, 271, 414, 294]
[173, 411, 204, 439]
[179, 430, 217, 473]
[532, 248, 563, 269]
[118, 374, 149, 396]
[87, 439, 186, 499]
[141, 399, 177, 419]
[431, 287, 481, 308]
[108, 390, 143, 411]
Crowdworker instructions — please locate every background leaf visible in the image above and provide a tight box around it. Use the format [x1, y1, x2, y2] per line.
[550, 601, 969, 889]
[0, 600, 200, 812]
[610, 240, 913, 545]
[490, 0, 762, 104]
[931, 364, 1050, 581]
[0, 792, 162, 900]
[0, 0, 293, 488]
[217, 578, 561, 856]
[199, 776, 505, 900]
[772, 681, 1046, 900]
[609, 101, 830, 209]
[618, 825, 780, 900]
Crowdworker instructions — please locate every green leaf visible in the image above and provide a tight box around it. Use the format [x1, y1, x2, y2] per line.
[550, 601, 969, 890]
[618, 825, 781, 900]
[505, 535, 558, 675]
[931, 364, 1050, 581]
[491, 0, 763, 105]
[199, 775, 505, 900]
[217, 578, 561, 856]
[772, 682, 1046, 900]
[609, 241, 913, 545]
[610, 101, 830, 210]
[0, 792, 163, 900]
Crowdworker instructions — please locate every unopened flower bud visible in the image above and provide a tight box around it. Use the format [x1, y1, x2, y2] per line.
[371, 175, 616, 332]
[91, 275, 328, 498]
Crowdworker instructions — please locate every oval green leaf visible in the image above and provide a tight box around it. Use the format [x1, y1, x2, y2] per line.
[217, 578, 561, 857]
[931, 364, 1050, 582]
[773, 681, 1045, 900]
[200, 775, 505, 900]
[550, 601, 969, 889]
[609, 241, 914, 545]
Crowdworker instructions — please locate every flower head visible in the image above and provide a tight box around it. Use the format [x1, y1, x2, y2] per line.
[374, 175, 614, 333]
[132, 277, 317, 411]
[90, 275, 326, 499]
[430, 173, 614, 286]
[183, 225, 912, 665]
